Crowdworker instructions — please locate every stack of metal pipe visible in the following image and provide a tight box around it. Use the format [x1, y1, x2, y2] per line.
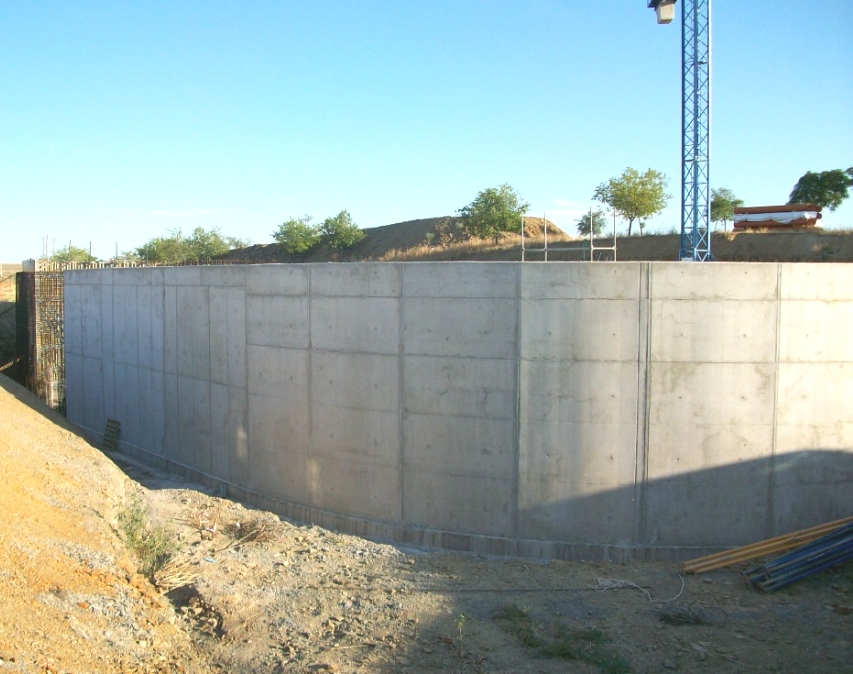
[745, 522, 853, 592]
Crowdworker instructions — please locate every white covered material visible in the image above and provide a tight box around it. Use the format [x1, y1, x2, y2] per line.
[733, 211, 819, 224]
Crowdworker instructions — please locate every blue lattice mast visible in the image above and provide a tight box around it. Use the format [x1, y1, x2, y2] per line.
[648, 0, 712, 261]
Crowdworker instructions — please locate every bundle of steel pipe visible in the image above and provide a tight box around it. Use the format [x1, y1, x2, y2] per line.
[744, 522, 853, 592]
[682, 516, 853, 574]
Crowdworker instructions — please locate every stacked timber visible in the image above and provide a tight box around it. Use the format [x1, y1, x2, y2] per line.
[733, 203, 822, 231]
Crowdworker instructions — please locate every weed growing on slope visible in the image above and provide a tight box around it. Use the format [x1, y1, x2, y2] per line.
[118, 494, 178, 578]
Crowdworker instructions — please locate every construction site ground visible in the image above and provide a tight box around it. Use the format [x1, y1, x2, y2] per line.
[0, 374, 851, 674]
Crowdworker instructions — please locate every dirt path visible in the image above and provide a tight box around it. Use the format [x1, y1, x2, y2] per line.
[1, 374, 851, 673]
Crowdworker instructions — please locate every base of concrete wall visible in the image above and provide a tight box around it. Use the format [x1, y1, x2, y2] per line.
[112, 439, 726, 563]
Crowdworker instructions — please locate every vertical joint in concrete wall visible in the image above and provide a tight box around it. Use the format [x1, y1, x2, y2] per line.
[632, 263, 651, 546]
[511, 265, 522, 539]
[397, 263, 406, 525]
[766, 263, 783, 537]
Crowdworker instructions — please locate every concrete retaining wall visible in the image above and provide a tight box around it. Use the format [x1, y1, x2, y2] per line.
[64, 262, 853, 560]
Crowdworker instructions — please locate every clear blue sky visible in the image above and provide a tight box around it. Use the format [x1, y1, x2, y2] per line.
[2, 1, 851, 262]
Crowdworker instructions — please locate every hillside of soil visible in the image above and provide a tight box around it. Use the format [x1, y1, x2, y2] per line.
[218, 217, 853, 264]
[1, 373, 852, 673]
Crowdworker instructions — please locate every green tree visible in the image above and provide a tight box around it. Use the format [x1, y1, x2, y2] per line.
[272, 215, 320, 254]
[185, 227, 247, 262]
[710, 188, 744, 232]
[135, 227, 247, 265]
[457, 184, 529, 244]
[136, 232, 187, 265]
[575, 210, 607, 236]
[320, 210, 365, 250]
[593, 168, 670, 236]
[788, 168, 853, 211]
[116, 250, 142, 264]
[50, 244, 98, 264]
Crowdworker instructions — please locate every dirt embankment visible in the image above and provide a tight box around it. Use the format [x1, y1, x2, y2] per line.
[1, 374, 852, 674]
[219, 218, 853, 264]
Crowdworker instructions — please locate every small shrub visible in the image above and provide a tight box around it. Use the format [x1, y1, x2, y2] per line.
[118, 495, 178, 578]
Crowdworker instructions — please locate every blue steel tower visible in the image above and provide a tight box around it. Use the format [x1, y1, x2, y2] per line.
[648, 0, 712, 261]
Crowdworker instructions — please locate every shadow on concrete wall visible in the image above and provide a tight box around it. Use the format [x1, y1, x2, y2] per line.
[515, 449, 853, 557]
[6, 368, 849, 560]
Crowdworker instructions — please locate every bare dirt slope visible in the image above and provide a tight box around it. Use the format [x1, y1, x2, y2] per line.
[1, 374, 852, 673]
[0, 375, 211, 673]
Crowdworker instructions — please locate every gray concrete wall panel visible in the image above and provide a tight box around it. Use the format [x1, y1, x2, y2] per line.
[780, 263, 853, 300]
[164, 266, 201, 287]
[210, 382, 248, 481]
[63, 261, 853, 561]
[312, 351, 399, 412]
[163, 286, 178, 375]
[776, 363, 853, 449]
[521, 263, 639, 300]
[246, 264, 308, 296]
[63, 284, 82, 355]
[779, 301, 853, 362]
[769, 450, 853, 532]
[518, 472, 637, 543]
[650, 300, 778, 363]
[113, 285, 139, 366]
[310, 455, 401, 522]
[246, 295, 309, 349]
[403, 471, 514, 536]
[312, 263, 400, 297]
[403, 263, 516, 298]
[403, 411, 515, 477]
[114, 363, 140, 448]
[520, 299, 639, 362]
[311, 404, 399, 466]
[201, 265, 250, 288]
[403, 298, 517, 359]
[163, 373, 179, 459]
[80, 356, 105, 434]
[311, 297, 400, 354]
[648, 363, 776, 436]
[209, 287, 247, 387]
[176, 286, 210, 380]
[79, 284, 103, 359]
[64, 352, 84, 423]
[247, 345, 308, 400]
[248, 391, 310, 456]
[644, 479, 771, 546]
[650, 262, 778, 300]
[403, 355, 516, 419]
[519, 360, 638, 424]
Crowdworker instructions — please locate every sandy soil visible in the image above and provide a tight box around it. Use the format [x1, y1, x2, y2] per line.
[1, 374, 851, 674]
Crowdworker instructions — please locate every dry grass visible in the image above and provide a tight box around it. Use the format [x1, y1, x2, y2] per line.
[153, 557, 201, 593]
[224, 515, 279, 545]
[183, 504, 221, 535]
[376, 233, 579, 262]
